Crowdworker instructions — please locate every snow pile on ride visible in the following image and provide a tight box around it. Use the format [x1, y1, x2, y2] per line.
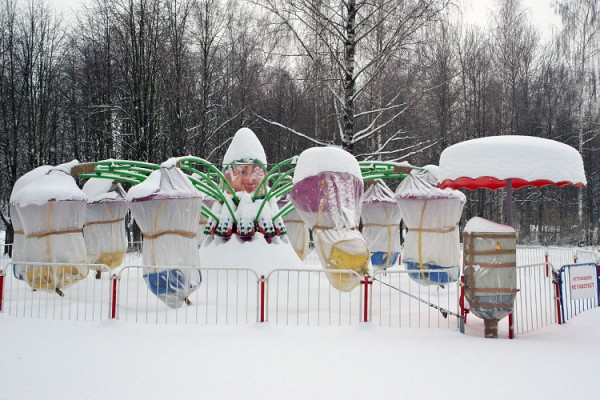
[200, 128, 300, 275]
[438, 135, 587, 189]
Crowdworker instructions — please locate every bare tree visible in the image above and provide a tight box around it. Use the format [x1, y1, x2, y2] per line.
[555, 0, 600, 233]
[255, 0, 450, 155]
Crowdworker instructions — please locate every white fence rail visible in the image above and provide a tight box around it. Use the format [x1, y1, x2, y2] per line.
[513, 263, 556, 335]
[1, 243, 598, 336]
[115, 266, 259, 325]
[370, 268, 461, 329]
[0, 262, 112, 322]
[265, 268, 362, 326]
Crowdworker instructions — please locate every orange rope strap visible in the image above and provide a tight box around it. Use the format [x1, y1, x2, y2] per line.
[144, 230, 197, 240]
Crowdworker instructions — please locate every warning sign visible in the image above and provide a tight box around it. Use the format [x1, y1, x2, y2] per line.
[568, 265, 598, 301]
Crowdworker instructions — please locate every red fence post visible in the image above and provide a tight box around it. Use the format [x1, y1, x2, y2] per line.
[0, 273, 4, 313]
[545, 252, 549, 277]
[508, 313, 514, 339]
[361, 275, 372, 323]
[111, 274, 118, 319]
[554, 274, 562, 325]
[459, 276, 468, 323]
[260, 275, 266, 323]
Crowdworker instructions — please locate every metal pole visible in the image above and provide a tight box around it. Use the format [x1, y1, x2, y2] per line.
[111, 274, 118, 319]
[0, 273, 4, 312]
[361, 276, 372, 323]
[554, 271, 562, 325]
[508, 313, 514, 339]
[260, 275, 266, 323]
[505, 178, 513, 226]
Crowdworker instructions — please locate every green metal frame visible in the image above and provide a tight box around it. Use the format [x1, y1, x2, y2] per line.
[74, 157, 412, 234]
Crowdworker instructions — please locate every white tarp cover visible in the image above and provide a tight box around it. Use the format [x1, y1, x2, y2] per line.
[127, 165, 202, 309]
[290, 147, 369, 291]
[9, 165, 53, 263]
[82, 179, 128, 269]
[11, 163, 89, 292]
[360, 181, 401, 269]
[463, 217, 517, 336]
[438, 135, 587, 189]
[279, 200, 309, 260]
[395, 169, 465, 285]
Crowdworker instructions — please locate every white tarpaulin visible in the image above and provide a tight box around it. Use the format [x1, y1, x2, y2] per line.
[360, 181, 401, 270]
[396, 169, 465, 285]
[290, 147, 368, 291]
[11, 161, 89, 293]
[83, 178, 128, 269]
[9, 165, 53, 264]
[127, 163, 202, 308]
[279, 200, 309, 261]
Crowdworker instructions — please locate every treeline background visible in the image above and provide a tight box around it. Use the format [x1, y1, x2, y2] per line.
[1, 0, 599, 245]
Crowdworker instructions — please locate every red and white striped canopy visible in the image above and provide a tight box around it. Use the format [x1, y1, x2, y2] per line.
[438, 136, 587, 190]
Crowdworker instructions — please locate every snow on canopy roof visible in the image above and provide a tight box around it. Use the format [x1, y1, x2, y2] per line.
[396, 169, 466, 200]
[127, 166, 201, 201]
[222, 128, 267, 167]
[421, 165, 439, 180]
[292, 146, 362, 184]
[464, 216, 515, 233]
[362, 181, 396, 204]
[83, 178, 125, 203]
[12, 165, 87, 206]
[10, 165, 53, 203]
[438, 136, 587, 190]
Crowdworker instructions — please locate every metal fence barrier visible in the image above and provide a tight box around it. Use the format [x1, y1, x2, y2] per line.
[370, 268, 461, 329]
[556, 263, 600, 324]
[115, 266, 260, 325]
[513, 263, 556, 335]
[265, 268, 363, 326]
[1, 243, 599, 334]
[0, 261, 112, 322]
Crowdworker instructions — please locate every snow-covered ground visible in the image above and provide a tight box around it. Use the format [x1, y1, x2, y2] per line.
[1, 307, 599, 400]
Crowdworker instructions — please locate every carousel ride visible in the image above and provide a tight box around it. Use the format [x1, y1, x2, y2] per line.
[15, 129, 554, 317]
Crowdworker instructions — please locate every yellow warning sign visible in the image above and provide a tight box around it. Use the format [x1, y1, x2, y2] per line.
[495, 241, 503, 250]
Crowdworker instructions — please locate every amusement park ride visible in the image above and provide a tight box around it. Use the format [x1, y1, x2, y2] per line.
[7, 128, 588, 337]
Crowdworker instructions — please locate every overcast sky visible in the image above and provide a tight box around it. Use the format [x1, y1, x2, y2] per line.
[47, 0, 562, 41]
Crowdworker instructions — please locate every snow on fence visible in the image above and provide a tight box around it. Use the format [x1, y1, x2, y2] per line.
[1, 243, 598, 334]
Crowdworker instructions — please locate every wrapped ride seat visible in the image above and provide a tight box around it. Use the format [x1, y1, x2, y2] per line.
[279, 199, 309, 261]
[290, 147, 369, 291]
[463, 217, 518, 338]
[11, 162, 89, 294]
[127, 162, 203, 309]
[360, 181, 401, 270]
[83, 179, 128, 270]
[395, 169, 465, 285]
[9, 165, 53, 279]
